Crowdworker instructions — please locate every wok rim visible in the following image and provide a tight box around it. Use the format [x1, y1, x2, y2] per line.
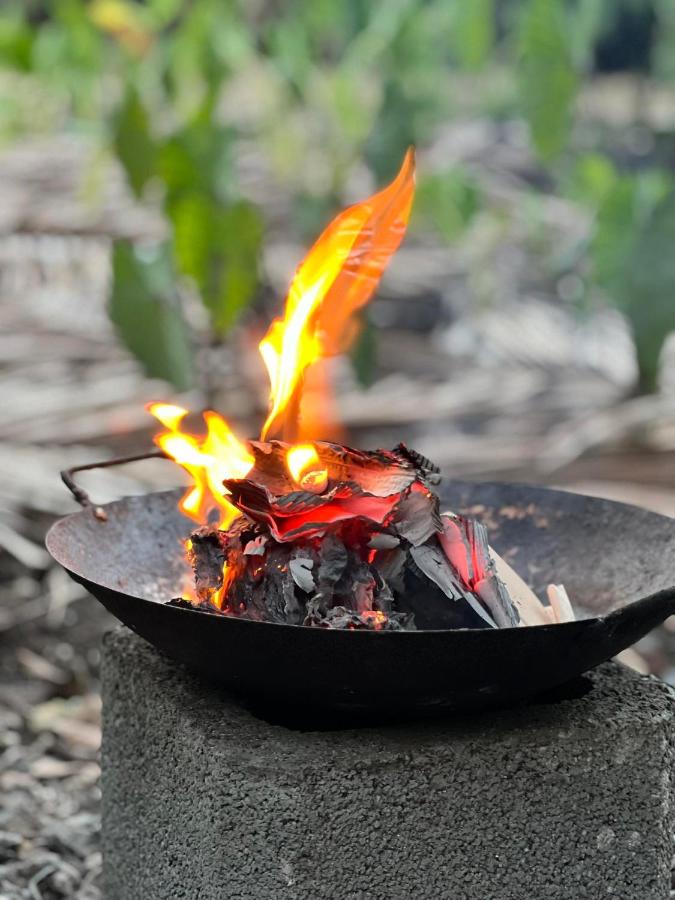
[45, 481, 675, 638]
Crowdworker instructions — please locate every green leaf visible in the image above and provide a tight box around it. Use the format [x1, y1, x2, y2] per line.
[146, 0, 183, 27]
[350, 313, 377, 388]
[589, 170, 670, 301]
[291, 192, 340, 243]
[566, 0, 609, 69]
[366, 78, 419, 183]
[109, 241, 194, 390]
[157, 106, 232, 203]
[330, 67, 377, 144]
[568, 153, 618, 207]
[414, 169, 480, 242]
[578, 166, 675, 391]
[590, 177, 638, 298]
[112, 85, 157, 198]
[620, 189, 675, 392]
[169, 194, 263, 336]
[266, 16, 313, 92]
[163, 0, 249, 107]
[517, 0, 578, 160]
[452, 0, 494, 70]
[0, 9, 34, 71]
[363, 2, 451, 183]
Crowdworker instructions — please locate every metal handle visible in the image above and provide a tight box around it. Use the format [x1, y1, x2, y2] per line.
[61, 450, 167, 520]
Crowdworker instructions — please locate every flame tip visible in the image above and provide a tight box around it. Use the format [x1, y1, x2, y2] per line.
[259, 148, 416, 440]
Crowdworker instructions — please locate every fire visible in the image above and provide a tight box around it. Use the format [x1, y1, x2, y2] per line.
[210, 562, 237, 611]
[150, 148, 416, 537]
[360, 610, 387, 630]
[259, 147, 416, 440]
[148, 403, 253, 529]
[286, 444, 328, 493]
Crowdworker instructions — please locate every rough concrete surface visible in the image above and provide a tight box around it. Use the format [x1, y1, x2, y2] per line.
[101, 627, 675, 900]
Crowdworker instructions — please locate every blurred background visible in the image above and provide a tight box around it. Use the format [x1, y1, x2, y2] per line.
[2, 1, 675, 896]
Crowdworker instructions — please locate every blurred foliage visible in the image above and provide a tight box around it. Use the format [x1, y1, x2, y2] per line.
[414, 169, 481, 242]
[516, 0, 577, 160]
[109, 241, 194, 389]
[113, 84, 157, 197]
[350, 313, 378, 389]
[568, 153, 675, 391]
[2, 0, 675, 393]
[623, 191, 675, 392]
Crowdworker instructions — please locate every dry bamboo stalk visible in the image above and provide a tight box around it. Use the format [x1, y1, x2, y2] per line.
[490, 550, 554, 626]
[546, 584, 576, 624]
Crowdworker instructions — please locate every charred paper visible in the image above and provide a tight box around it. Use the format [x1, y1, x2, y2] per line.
[174, 440, 528, 631]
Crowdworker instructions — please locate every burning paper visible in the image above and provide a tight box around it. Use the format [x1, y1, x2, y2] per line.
[151, 149, 573, 631]
[180, 440, 521, 630]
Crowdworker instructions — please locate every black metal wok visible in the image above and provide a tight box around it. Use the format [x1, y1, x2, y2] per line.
[46, 477, 675, 718]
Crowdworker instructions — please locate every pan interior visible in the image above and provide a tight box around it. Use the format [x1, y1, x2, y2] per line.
[47, 489, 193, 603]
[47, 481, 675, 617]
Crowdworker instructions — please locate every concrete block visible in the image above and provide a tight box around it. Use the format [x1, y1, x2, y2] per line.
[101, 627, 675, 900]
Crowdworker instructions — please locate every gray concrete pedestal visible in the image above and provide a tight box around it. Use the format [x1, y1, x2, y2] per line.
[101, 627, 675, 900]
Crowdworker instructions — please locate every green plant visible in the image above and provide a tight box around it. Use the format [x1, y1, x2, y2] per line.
[3, 0, 675, 394]
[102, 3, 265, 395]
[571, 154, 675, 392]
[109, 241, 193, 390]
[0, 0, 266, 396]
[109, 82, 264, 391]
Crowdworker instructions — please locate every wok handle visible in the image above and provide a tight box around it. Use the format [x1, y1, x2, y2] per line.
[61, 450, 168, 515]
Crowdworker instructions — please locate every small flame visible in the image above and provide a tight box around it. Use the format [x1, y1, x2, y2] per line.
[148, 403, 253, 529]
[360, 610, 387, 630]
[211, 562, 237, 611]
[286, 444, 328, 494]
[259, 148, 416, 440]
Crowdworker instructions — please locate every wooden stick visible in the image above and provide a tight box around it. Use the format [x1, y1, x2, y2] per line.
[546, 584, 576, 624]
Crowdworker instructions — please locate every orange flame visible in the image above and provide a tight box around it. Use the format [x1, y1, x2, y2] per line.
[259, 148, 416, 440]
[150, 148, 416, 535]
[286, 444, 328, 494]
[360, 610, 387, 630]
[211, 562, 238, 611]
[148, 403, 253, 529]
